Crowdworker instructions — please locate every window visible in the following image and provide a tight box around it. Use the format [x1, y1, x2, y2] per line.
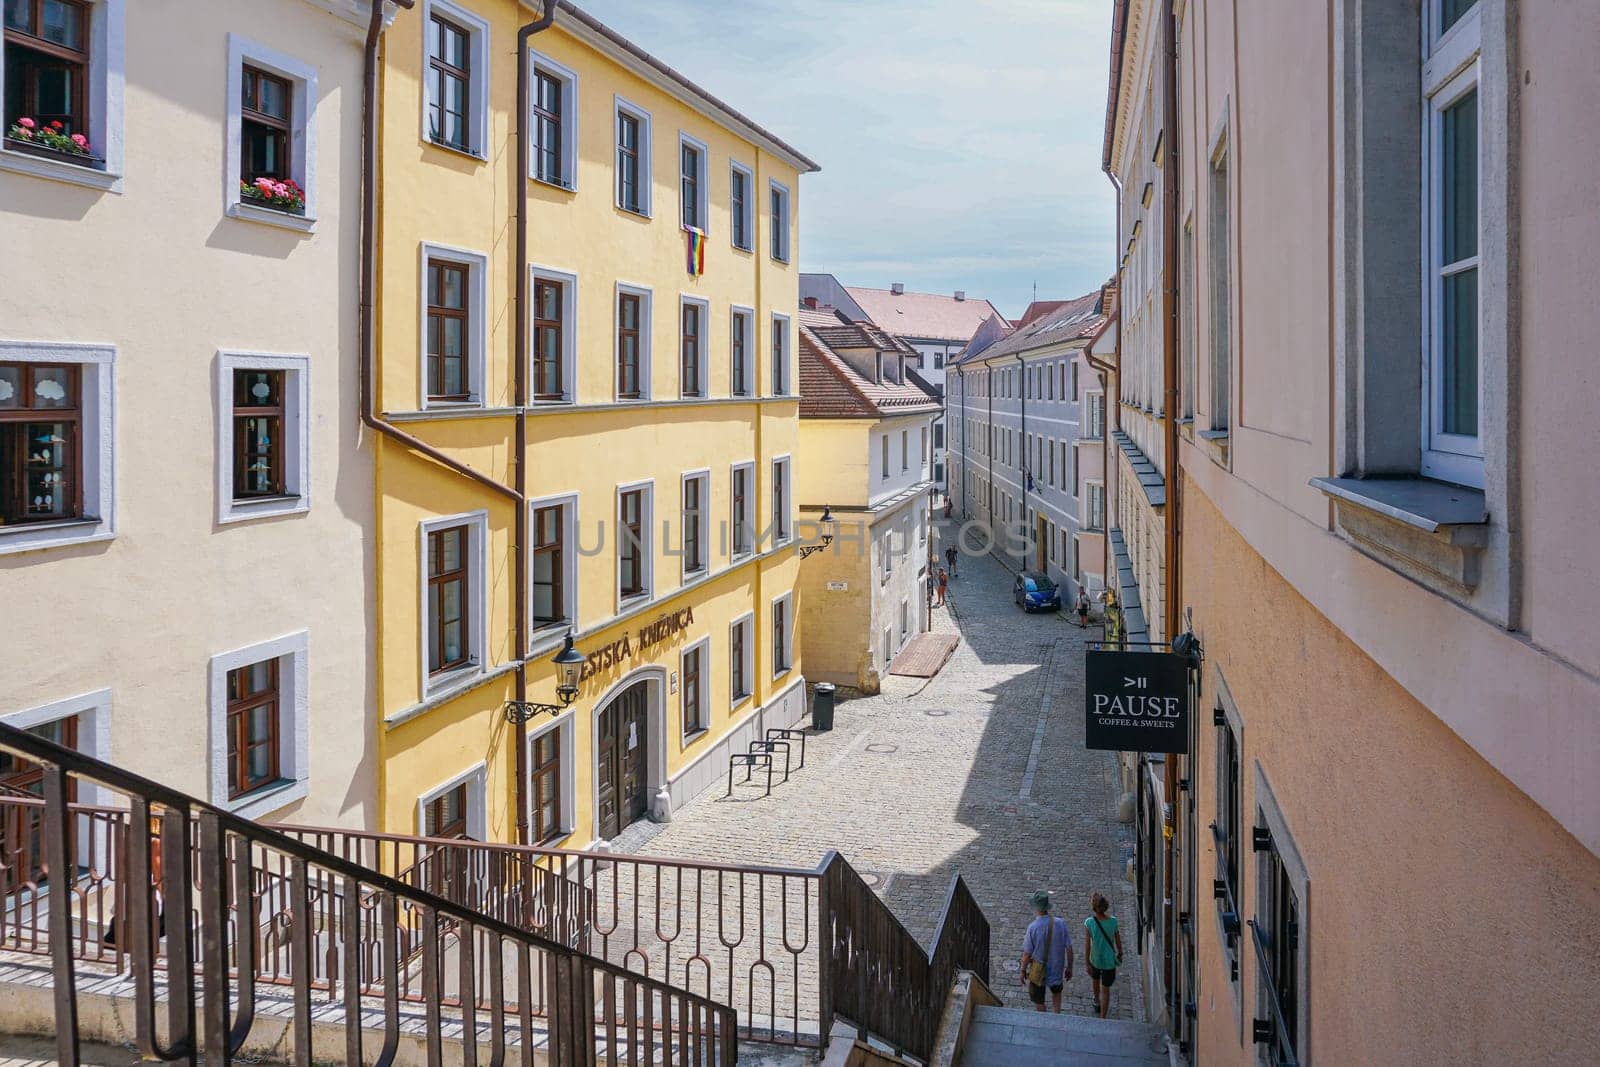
[771, 456, 791, 544]
[679, 134, 706, 231]
[1254, 821, 1304, 1064]
[900, 429, 909, 472]
[223, 359, 311, 523]
[729, 614, 753, 706]
[533, 277, 564, 400]
[881, 531, 893, 583]
[225, 658, 279, 799]
[770, 314, 790, 395]
[1088, 393, 1105, 438]
[1215, 703, 1242, 984]
[1422, 1, 1482, 485]
[418, 243, 487, 408]
[771, 593, 793, 676]
[730, 307, 754, 397]
[1073, 446, 1080, 497]
[1181, 223, 1196, 418]
[1208, 136, 1232, 432]
[934, 421, 945, 448]
[617, 484, 651, 602]
[769, 179, 791, 262]
[1047, 440, 1055, 488]
[730, 162, 753, 251]
[731, 462, 753, 557]
[613, 96, 652, 216]
[530, 501, 567, 629]
[617, 291, 642, 399]
[423, 1, 489, 156]
[529, 55, 577, 189]
[880, 435, 889, 478]
[0, 343, 112, 554]
[899, 599, 909, 644]
[529, 727, 563, 843]
[1071, 361, 1079, 401]
[680, 297, 707, 398]
[920, 427, 928, 474]
[427, 525, 471, 675]
[1088, 483, 1105, 531]
[681, 470, 709, 578]
[418, 765, 486, 841]
[681, 641, 706, 738]
[241, 66, 289, 184]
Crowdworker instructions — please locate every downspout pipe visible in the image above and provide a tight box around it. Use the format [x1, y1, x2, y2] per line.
[1102, 173, 1124, 605]
[513, 0, 559, 845]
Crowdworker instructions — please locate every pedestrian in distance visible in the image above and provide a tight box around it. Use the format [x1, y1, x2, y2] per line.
[1019, 890, 1073, 1014]
[1084, 892, 1123, 1019]
[945, 544, 958, 578]
[1077, 590, 1091, 628]
[936, 567, 949, 606]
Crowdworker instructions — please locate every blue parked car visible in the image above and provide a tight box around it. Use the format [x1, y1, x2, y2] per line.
[1013, 572, 1061, 613]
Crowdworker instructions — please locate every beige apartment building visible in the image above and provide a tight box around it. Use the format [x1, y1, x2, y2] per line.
[1104, 0, 1600, 1063]
[0, 0, 377, 827]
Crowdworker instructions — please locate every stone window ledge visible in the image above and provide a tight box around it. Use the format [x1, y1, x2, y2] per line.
[1310, 476, 1488, 592]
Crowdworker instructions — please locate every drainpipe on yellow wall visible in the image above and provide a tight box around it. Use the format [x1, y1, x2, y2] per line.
[753, 146, 767, 692]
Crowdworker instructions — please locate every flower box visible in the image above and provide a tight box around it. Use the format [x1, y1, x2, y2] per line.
[240, 177, 306, 215]
[3, 135, 104, 170]
[239, 194, 306, 217]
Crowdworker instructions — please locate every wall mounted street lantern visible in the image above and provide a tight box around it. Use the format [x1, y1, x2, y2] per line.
[797, 505, 836, 560]
[504, 630, 586, 723]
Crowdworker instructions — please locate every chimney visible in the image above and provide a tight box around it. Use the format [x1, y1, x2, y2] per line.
[803, 296, 819, 309]
[954, 290, 966, 302]
[891, 282, 905, 295]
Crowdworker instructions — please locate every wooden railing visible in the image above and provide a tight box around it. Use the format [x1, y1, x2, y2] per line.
[0, 723, 736, 1065]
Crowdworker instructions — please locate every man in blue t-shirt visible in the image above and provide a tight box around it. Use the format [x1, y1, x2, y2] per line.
[1019, 890, 1074, 1013]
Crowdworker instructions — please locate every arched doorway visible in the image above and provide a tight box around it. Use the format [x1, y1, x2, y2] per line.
[591, 668, 668, 842]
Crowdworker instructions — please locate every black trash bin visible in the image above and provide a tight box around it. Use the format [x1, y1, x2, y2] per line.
[812, 683, 836, 732]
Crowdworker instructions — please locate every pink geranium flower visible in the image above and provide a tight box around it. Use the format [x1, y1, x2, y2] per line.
[70, 133, 87, 147]
[17, 118, 34, 130]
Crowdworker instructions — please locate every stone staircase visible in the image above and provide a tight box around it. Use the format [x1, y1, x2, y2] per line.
[961, 1005, 1171, 1067]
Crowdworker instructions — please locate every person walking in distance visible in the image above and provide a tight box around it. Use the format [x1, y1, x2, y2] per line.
[1084, 892, 1124, 1019]
[1019, 890, 1073, 1013]
[1076, 589, 1091, 628]
[936, 567, 949, 607]
[945, 543, 958, 579]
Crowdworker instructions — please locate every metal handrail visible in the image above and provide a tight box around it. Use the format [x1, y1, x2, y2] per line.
[0, 722, 738, 1065]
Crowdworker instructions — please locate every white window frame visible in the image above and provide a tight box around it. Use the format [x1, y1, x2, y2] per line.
[421, 0, 490, 160]
[678, 294, 710, 399]
[0, 340, 116, 555]
[216, 350, 311, 525]
[730, 460, 755, 559]
[0, 0, 124, 192]
[730, 305, 756, 397]
[899, 598, 909, 645]
[728, 611, 754, 708]
[528, 50, 579, 190]
[679, 468, 711, 582]
[678, 131, 709, 233]
[729, 160, 755, 251]
[613, 95, 652, 216]
[529, 263, 578, 404]
[679, 636, 711, 741]
[615, 479, 655, 611]
[208, 630, 310, 819]
[419, 241, 489, 409]
[528, 490, 579, 643]
[768, 178, 791, 262]
[771, 591, 794, 677]
[526, 713, 575, 841]
[224, 34, 318, 232]
[419, 509, 490, 697]
[770, 454, 792, 546]
[1420, 1, 1484, 487]
[3, 689, 114, 810]
[614, 282, 653, 401]
[881, 531, 893, 584]
[417, 762, 488, 840]
[770, 312, 791, 396]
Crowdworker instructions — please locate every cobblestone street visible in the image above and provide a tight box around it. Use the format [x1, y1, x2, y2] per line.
[634, 520, 1143, 1021]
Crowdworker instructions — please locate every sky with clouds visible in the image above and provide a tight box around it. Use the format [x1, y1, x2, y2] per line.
[577, 0, 1115, 320]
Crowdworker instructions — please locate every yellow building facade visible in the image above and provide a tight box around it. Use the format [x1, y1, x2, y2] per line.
[374, 0, 817, 849]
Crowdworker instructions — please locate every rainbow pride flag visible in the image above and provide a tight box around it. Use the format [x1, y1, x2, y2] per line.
[685, 227, 706, 277]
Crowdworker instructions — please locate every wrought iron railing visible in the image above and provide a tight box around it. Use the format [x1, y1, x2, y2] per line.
[0, 723, 737, 1065]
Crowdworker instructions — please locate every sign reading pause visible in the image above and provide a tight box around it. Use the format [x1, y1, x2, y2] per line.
[1084, 650, 1191, 754]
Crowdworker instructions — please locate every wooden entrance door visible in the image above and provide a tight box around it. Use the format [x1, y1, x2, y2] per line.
[0, 715, 78, 888]
[596, 682, 649, 840]
[1035, 515, 1048, 572]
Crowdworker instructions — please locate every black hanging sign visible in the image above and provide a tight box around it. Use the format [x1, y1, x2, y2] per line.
[1085, 650, 1191, 753]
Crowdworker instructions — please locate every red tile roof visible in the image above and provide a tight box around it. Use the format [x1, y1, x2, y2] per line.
[955, 290, 1106, 365]
[799, 326, 943, 419]
[843, 286, 1007, 342]
[1016, 300, 1071, 328]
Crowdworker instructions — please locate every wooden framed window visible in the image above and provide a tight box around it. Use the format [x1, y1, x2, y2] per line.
[616, 109, 640, 212]
[680, 141, 702, 230]
[240, 64, 291, 183]
[426, 259, 469, 401]
[530, 729, 562, 843]
[226, 659, 280, 799]
[533, 277, 564, 400]
[769, 182, 790, 261]
[731, 311, 749, 396]
[681, 645, 704, 736]
[772, 598, 790, 673]
[770, 314, 789, 395]
[618, 489, 644, 598]
[426, 13, 470, 151]
[531, 503, 564, 626]
[232, 369, 285, 499]
[0, 361, 81, 525]
[730, 166, 749, 250]
[617, 292, 642, 399]
[532, 69, 562, 184]
[680, 302, 702, 397]
[3, 0, 89, 140]
[771, 458, 789, 542]
[682, 475, 705, 575]
[731, 465, 751, 556]
[427, 525, 470, 674]
[730, 620, 749, 701]
[424, 781, 470, 839]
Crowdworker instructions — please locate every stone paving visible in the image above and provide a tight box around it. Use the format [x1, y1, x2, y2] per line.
[636, 522, 1144, 1022]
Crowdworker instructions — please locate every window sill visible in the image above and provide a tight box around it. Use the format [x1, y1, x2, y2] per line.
[616, 204, 651, 220]
[425, 137, 488, 163]
[682, 727, 708, 747]
[731, 242, 754, 254]
[530, 397, 574, 408]
[619, 593, 650, 612]
[531, 175, 576, 193]
[528, 622, 573, 656]
[773, 667, 792, 682]
[0, 516, 113, 556]
[220, 494, 307, 525]
[223, 777, 309, 821]
[421, 398, 487, 413]
[681, 568, 710, 589]
[1197, 428, 1231, 466]
[730, 692, 752, 712]
[424, 662, 486, 702]
[226, 200, 317, 233]
[0, 145, 121, 192]
[1310, 475, 1489, 593]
